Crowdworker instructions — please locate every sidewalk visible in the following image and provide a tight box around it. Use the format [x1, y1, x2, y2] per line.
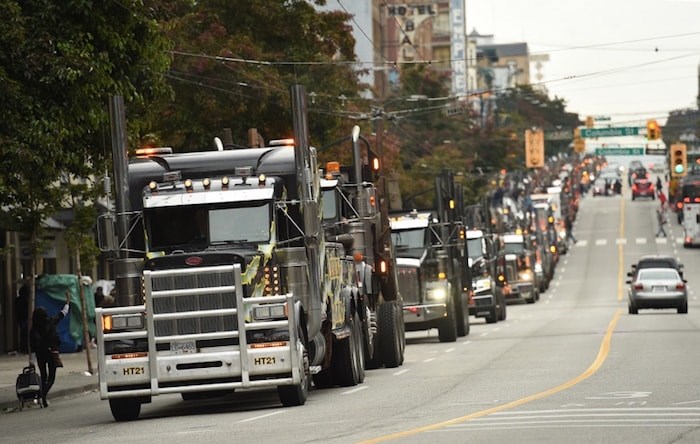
[0, 349, 98, 412]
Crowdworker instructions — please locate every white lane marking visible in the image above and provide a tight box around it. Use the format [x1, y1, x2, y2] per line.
[424, 358, 436, 363]
[564, 259, 569, 265]
[616, 238, 627, 245]
[676, 237, 684, 244]
[342, 385, 368, 395]
[493, 328, 501, 332]
[674, 400, 700, 405]
[555, 281, 560, 287]
[238, 411, 285, 423]
[445, 348, 455, 353]
[595, 239, 607, 246]
[656, 237, 668, 244]
[492, 408, 700, 414]
[576, 240, 588, 247]
[560, 267, 566, 273]
[548, 294, 553, 299]
[480, 332, 489, 337]
[462, 340, 472, 345]
[393, 369, 410, 376]
[545, 300, 550, 304]
[636, 238, 647, 244]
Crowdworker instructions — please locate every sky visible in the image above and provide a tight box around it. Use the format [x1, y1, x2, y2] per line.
[468, 0, 700, 125]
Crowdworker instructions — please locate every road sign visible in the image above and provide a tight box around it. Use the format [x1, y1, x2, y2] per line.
[545, 130, 572, 141]
[594, 147, 644, 156]
[580, 127, 640, 138]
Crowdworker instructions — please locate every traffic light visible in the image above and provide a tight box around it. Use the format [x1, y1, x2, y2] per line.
[525, 128, 545, 168]
[647, 120, 660, 140]
[670, 143, 687, 177]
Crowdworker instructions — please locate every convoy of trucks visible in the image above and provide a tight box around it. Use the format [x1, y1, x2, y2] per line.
[93, 87, 569, 421]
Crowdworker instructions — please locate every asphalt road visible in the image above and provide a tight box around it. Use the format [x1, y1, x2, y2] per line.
[3, 181, 700, 444]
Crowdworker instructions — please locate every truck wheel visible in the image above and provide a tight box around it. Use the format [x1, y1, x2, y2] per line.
[378, 301, 402, 368]
[526, 290, 536, 304]
[332, 316, 361, 387]
[364, 307, 381, 370]
[497, 289, 507, 321]
[353, 313, 366, 384]
[438, 297, 458, 343]
[278, 331, 310, 406]
[485, 306, 498, 324]
[109, 398, 141, 422]
[455, 292, 470, 337]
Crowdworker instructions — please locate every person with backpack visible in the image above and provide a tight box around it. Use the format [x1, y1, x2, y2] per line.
[30, 290, 70, 407]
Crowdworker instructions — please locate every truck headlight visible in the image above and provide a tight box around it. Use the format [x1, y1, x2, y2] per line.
[426, 286, 448, 301]
[252, 303, 287, 321]
[104, 314, 144, 332]
[519, 270, 533, 281]
[473, 278, 491, 293]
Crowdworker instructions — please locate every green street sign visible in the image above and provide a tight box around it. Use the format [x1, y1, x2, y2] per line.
[580, 127, 640, 138]
[594, 147, 645, 156]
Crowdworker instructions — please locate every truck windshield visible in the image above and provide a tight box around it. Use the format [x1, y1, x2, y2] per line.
[503, 242, 524, 255]
[321, 189, 338, 221]
[391, 228, 426, 258]
[467, 238, 483, 260]
[146, 201, 271, 251]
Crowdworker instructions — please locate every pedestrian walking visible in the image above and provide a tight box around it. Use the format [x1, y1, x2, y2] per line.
[29, 290, 70, 407]
[565, 214, 577, 245]
[655, 208, 668, 238]
[658, 189, 668, 211]
[656, 176, 663, 193]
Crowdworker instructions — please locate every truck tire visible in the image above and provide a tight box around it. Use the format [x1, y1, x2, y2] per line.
[278, 328, 310, 406]
[364, 306, 381, 370]
[109, 398, 141, 422]
[455, 292, 470, 337]
[485, 305, 498, 324]
[438, 297, 458, 343]
[378, 301, 402, 368]
[332, 316, 362, 387]
[277, 315, 311, 407]
[497, 288, 507, 321]
[353, 313, 366, 384]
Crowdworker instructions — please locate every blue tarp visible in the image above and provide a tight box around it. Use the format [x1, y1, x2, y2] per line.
[35, 275, 95, 353]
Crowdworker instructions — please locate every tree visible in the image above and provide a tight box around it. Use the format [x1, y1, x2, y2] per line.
[0, 0, 171, 338]
[146, 0, 364, 151]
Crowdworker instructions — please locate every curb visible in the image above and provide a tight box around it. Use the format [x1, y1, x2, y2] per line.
[1, 382, 99, 413]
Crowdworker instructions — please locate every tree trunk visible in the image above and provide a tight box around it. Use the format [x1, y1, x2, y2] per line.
[76, 251, 95, 375]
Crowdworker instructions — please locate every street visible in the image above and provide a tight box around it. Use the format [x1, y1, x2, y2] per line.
[3, 187, 700, 444]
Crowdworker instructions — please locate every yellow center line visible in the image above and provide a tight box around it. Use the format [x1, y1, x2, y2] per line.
[363, 196, 628, 444]
[618, 194, 626, 301]
[362, 308, 624, 444]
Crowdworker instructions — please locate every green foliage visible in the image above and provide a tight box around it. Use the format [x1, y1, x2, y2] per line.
[0, 0, 171, 272]
[147, 0, 363, 151]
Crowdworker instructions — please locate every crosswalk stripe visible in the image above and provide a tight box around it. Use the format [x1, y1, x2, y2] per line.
[656, 237, 668, 244]
[636, 238, 647, 244]
[595, 239, 607, 246]
[575, 240, 588, 247]
[676, 237, 684, 245]
[615, 238, 627, 245]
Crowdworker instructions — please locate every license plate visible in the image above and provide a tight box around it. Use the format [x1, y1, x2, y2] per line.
[171, 340, 197, 354]
[652, 286, 666, 292]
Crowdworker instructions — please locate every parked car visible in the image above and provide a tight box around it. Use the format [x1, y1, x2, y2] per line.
[627, 268, 688, 314]
[631, 177, 655, 200]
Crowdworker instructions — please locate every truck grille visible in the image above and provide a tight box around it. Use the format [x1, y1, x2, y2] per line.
[397, 266, 420, 305]
[150, 268, 238, 337]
